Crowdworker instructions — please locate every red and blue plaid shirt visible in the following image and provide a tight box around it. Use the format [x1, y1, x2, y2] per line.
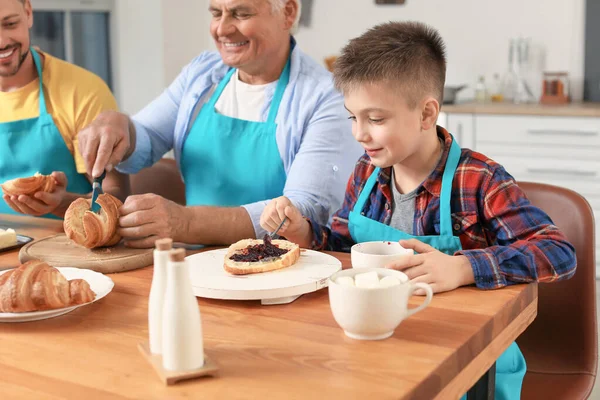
[310, 127, 576, 289]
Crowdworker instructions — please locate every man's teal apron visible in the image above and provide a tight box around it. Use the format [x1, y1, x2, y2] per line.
[348, 136, 526, 400]
[0, 48, 91, 219]
[181, 50, 291, 207]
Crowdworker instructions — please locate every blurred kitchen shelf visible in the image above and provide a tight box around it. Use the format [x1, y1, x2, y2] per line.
[443, 102, 600, 117]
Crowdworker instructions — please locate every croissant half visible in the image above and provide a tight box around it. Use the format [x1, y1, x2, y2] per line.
[64, 193, 123, 249]
[0, 260, 95, 313]
[1, 173, 56, 196]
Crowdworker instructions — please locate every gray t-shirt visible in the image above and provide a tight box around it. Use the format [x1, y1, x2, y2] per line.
[389, 169, 418, 234]
[389, 137, 444, 234]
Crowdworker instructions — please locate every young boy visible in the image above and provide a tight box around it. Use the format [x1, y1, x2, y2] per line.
[259, 21, 576, 399]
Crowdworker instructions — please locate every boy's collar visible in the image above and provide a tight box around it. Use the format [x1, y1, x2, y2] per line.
[420, 126, 453, 198]
[377, 126, 452, 198]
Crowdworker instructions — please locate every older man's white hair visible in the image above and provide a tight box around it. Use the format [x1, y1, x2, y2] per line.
[269, 0, 302, 33]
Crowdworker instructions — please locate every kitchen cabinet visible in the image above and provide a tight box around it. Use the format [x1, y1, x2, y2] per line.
[444, 113, 475, 149]
[445, 106, 600, 276]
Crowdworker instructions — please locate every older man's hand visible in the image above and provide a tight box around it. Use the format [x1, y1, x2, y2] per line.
[78, 110, 133, 178]
[118, 194, 190, 248]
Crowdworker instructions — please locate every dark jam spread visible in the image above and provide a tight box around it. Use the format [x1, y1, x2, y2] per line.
[229, 234, 289, 263]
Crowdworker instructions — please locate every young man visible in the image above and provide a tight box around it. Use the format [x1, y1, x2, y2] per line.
[260, 21, 576, 399]
[0, 0, 128, 218]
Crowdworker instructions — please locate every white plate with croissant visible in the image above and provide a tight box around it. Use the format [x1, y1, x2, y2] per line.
[0, 260, 115, 323]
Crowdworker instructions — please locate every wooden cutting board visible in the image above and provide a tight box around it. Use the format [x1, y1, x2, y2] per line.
[18, 234, 153, 273]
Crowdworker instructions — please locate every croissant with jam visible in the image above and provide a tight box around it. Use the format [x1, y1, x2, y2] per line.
[64, 193, 123, 249]
[1, 173, 56, 196]
[0, 260, 95, 313]
[224, 234, 300, 275]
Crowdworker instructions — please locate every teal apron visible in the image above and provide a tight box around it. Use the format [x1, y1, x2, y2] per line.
[0, 48, 91, 219]
[181, 51, 291, 207]
[348, 136, 526, 400]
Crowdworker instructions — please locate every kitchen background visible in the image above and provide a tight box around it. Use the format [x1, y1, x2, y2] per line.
[30, 0, 588, 113]
[27, 0, 600, 396]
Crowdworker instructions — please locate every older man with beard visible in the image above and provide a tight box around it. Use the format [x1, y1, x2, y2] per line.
[79, 0, 362, 248]
[0, 0, 129, 218]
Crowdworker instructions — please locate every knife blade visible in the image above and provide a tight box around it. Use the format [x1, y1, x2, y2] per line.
[90, 170, 106, 214]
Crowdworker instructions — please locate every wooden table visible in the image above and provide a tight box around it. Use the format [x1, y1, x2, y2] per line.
[0, 215, 538, 400]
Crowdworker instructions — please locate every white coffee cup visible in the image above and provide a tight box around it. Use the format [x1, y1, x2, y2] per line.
[328, 268, 433, 340]
[351, 241, 414, 269]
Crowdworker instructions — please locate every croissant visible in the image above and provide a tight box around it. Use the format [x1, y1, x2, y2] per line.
[0, 260, 95, 313]
[63, 193, 123, 249]
[1, 173, 56, 196]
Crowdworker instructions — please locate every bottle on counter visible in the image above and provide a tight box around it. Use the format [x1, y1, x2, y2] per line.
[490, 73, 504, 102]
[162, 248, 204, 371]
[501, 39, 519, 102]
[148, 238, 172, 355]
[474, 75, 487, 103]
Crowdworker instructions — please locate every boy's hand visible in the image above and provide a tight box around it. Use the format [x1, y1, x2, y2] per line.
[2, 172, 67, 217]
[385, 239, 475, 294]
[260, 196, 311, 247]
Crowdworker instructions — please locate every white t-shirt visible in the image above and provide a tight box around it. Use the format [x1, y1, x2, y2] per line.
[214, 69, 276, 122]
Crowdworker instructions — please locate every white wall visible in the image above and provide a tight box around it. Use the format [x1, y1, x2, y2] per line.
[115, 0, 213, 113]
[114, 0, 586, 108]
[293, 0, 586, 101]
[162, 0, 213, 84]
[114, 0, 165, 114]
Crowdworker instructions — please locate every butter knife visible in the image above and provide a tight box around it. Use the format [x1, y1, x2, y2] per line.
[90, 170, 106, 214]
[269, 217, 288, 239]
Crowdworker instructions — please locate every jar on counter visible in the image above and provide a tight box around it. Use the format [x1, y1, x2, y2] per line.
[490, 73, 504, 102]
[474, 76, 487, 103]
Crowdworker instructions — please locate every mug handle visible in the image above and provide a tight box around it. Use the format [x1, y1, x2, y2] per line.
[406, 282, 433, 318]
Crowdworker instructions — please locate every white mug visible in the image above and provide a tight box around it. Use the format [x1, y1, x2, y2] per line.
[328, 268, 433, 340]
[351, 241, 413, 269]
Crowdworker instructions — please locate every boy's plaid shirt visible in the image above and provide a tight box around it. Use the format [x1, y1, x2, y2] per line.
[309, 127, 576, 289]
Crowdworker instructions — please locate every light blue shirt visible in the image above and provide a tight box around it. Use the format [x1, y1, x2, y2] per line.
[117, 44, 364, 238]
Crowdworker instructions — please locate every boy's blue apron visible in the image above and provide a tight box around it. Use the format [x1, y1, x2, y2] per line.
[181, 48, 292, 207]
[0, 48, 92, 219]
[348, 135, 526, 400]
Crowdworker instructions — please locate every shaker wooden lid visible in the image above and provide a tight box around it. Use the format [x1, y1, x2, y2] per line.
[169, 248, 186, 262]
[155, 238, 173, 251]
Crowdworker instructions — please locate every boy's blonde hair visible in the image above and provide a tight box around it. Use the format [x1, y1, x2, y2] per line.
[333, 21, 447, 109]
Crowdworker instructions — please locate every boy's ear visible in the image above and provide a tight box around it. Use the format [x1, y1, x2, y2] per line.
[421, 97, 440, 130]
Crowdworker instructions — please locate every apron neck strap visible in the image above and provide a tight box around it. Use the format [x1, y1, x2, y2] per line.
[206, 68, 235, 108]
[353, 167, 380, 214]
[438, 135, 461, 236]
[30, 48, 48, 116]
[352, 136, 461, 237]
[207, 40, 295, 122]
[266, 45, 293, 124]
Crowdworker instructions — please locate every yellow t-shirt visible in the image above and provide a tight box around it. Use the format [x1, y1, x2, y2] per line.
[0, 52, 118, 174]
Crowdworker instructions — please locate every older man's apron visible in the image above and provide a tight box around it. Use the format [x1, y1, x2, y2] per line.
[181, 51, 292, 207]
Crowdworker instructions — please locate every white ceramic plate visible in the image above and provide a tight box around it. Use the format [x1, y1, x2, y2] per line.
[0, 267, 114, 323]
[187, 249, 342, 304]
